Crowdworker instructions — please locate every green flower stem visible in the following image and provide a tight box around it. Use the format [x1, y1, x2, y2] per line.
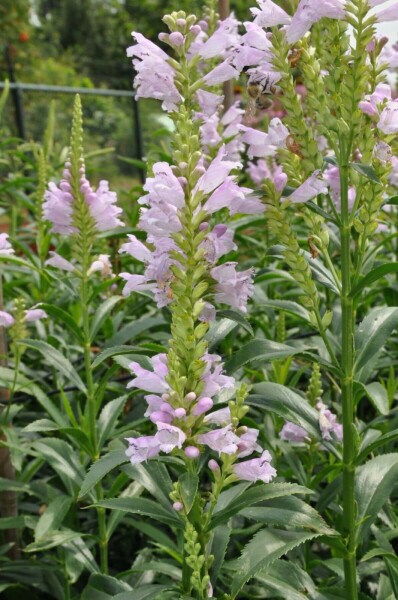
[339, 156, 358, 600]
[314, 309, 339, 371]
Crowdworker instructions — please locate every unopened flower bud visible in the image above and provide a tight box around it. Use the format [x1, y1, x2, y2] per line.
[185, 446, 200, 458]
[190, 25, 201, 36]
[162, 393, 170, 401]
[175, 407, 187, 418]
[208, 459, 220, 472]
[176, 18, 186, 27]
[192, 397, 213, 416]
[178, 176, 187, 187]
[198, 20, 208, 31]
[150, 410, 173, 424]
[173, 501, 183, 511]
[185, 392, 196, 402]
[169, 31, 184, 46]
[158, 32, 168, 42]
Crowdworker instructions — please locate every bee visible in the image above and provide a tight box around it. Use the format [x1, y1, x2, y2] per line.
[286, 134, 303, 157]
[166, 287, 174, 301]
[288, 47, 302, 68]
[245, 72, 278, 120]
[308, 237, 319, 259]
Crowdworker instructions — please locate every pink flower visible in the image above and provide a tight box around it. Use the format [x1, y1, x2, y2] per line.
[119, 235, 152, 263]
[250, 0, 291, 27]
[237, 428, 262, 458]
[375, 2, 398, 22]
[239, 117, 288, 158]
[127, 354, 168, 394]
[200, 225, 237, 262]
[200, 113, 222, 149]
[119, 273, 156, 297]
[359, 83, 391, 117]
[233, 450, 277, 483]
[280, 421, 309, 442]
[204, 407, 232, 425]
[25, 308, 48, 322]
[201, 353, 235, 398]
[196, 90, 223, 117]
[127, 32, 182, 112]
[85, 180, 123, 231]
[203, 178, 263, 216]
[317, 401, 343, 441]
[286, 0, 345, 45]
[378, 100, 398, 134]
[43, 180, 75, 235]
[286, 170, 328, 203]
[154, 422, 186, 453]
[0, 234, 14, 256]
[198, 425, 241, 455]
[203, 60, 240, 86]
[125, 435, 161, 464]
[199, 15, 240, 60]
[88, 254, 113, 277]
[192, 397, 214, 416]
[45, 251, 75, 272]
[196, 147, 242, 195]
[0, 311, 15, 328]
[323, 166, 355, 210]
[211, 262, 254, 313]
[373, 141, 392, 164]
[248, 159, 272, 185]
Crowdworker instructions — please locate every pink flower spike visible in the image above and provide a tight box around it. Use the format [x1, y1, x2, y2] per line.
[0, 233, 14, 256]
[286, 170, 328, 204]
[119, 234, 152, 263]
[125, 435, 161, 464]
[155, 422, 186, 453]
[0, 311, 15, 328]
[43, 180, 75, 235]
[233, 450, 277, 483]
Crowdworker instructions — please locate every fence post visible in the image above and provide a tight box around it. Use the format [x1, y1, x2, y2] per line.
[4, 45, 26, 140]
[218, 0, 234, 111]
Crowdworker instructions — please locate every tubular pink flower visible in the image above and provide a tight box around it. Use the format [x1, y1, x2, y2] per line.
[377, 100, 398, 134]
[280, 421, 309, 442]
[198, 425, 241, 455]
[127, 32, 182, 112]
[196, 146, 242, 194]
[250, 0, 291, 27]
[375, 2, 398, 22]
[85, 180, 124, 231]
[127, 354, 169, 393]
[119, 273, 156, 297]
[154, 422, 186, 453]
[211, 262, 254, 313]
[0, 311, 15, 327]
[25, 309, 48, 322]
[204, 407, 232, 426]
[192, 397, 214, 416]
[45, 251, 76, 272]
[286, 170, 328, 204]
[359, 83, 391, 117]
[203, 60, 240, 86]
[286, 0, 345, 45]
[199, 14, 240, 60]
[43, 179, 75, 235]
[125, 435, 161, 464]
[233, 450, 277, 483]
[317, 401, 343, 441]
[0, 233, 14, 256]
[237, 428, 262, 458]
[200, 225, 237, 262]
[196, 90, 223, 117]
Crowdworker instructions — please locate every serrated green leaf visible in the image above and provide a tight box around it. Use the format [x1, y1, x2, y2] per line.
[255, 559, 317, 600]
[210, 525, 230, 586]
[19, 340, 86, 393]
[351, 162, 381, 183]
[123, 461, 173, 508]
[356, 429, 398, 464]
[79, 450, 127, 498]
[178, 472, 198, 514]
[355, 453, 398, 541]
[38, 303, 84, 342]
[210, 482, 310, 529]
[355, 307, 398, 373]
[241, 496, 335, 534]
[350, 263, 398, 298]
[92, 346, 144, 369]
[81, 573, 132, 600]
[216, 309, 254, 335]
[32, 438, 84, 495]
[363, 381, 389, 415]
[23, 418, 58, 433]
[230, 529, 321, 598]
[97, 396, 127, 448]
[24, 529, 82, 552]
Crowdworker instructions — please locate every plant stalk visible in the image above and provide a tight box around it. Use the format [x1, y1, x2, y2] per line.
[339, 159, 358, 600]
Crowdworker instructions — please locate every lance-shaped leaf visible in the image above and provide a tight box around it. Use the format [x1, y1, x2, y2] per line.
[79, 450, 127, 499]
[35, 495, 73, 540]
[225, 339, 301, 374]
[355, 307, 398, 373]
[93, 497, 183, 528]
[230, 529, 321, 598]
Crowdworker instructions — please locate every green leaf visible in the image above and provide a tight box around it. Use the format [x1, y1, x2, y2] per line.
[216, 310, 254, 335]
[255, 559, 317, 600]
[79, 450, 127, 498]
[230, 529, 321, 598]
[19, 340, 87, 393]
[355, 307, 398, 372]
[0, 478, 31, 494]
[210, 525, 230, 586]
[363, 382, 389, 415]
[90, 296, 122, 339]
[178, 472, 198, 514]
[97, 396, 127, 448]
[350, 263, 398, 298]
[24, 529, 82, 552]
[305, 200, 338, 225]
[93, 498, 183, 528]
[356, 429, 398, 464]
[249, 382, 319, 438]
[35, 495, 73, 540]
[38, 303, 84, 342]
[258, 300, 311, 322]
[206, 318, 238, 350]
[64, 536, 100, 576]
[210, 482, 310, 529]
[105, 315, 165, 347]
[351, 162, 381, 183]
[225, 339, 301, 374]
[114, 586, 174, 600]
[82, 573, 132, 600]
[241, 496, 335, 535]
[23, 418, 58, 433]
[355, 453, 398, 540]
[92, 346, 144, 369]
[123, 461, 173, 508]
[0, 516, 26, 529]
[32, 438, 84, 496]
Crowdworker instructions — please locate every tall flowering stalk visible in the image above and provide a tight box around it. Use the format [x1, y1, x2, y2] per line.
[122, 11, 276, 598]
